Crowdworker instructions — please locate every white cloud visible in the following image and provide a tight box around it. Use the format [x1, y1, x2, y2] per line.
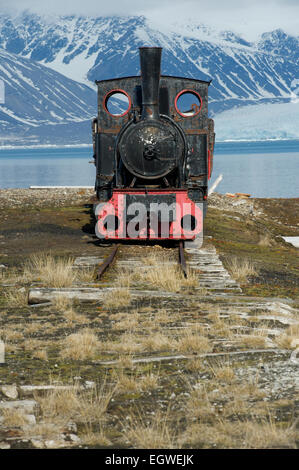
[0, 0, 298, 40]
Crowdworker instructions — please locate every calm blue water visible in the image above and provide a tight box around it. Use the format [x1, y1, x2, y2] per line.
[0, 140, 298, 198]
[212, 140, 299, 198]
[0, 147, 95, 189]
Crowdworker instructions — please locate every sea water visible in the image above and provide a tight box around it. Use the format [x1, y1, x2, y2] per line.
[0, 140, 298, 198]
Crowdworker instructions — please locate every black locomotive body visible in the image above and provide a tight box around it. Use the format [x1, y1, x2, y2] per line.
[92, 47, 215, 241]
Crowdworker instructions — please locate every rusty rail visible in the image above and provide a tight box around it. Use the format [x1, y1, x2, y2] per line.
[179, 241, 188, 278]
[97, 242, 187, 281]
[97, 244, 119, 280]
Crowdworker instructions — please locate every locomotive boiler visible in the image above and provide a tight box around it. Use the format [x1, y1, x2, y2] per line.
[92, 47, 215, 241]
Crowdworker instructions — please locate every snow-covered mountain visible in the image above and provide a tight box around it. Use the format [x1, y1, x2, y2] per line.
[0, 48, 96, 146]
[0, 12, 298, 145]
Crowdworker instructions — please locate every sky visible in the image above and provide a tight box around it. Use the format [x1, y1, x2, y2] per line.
[0, 0, 298, 40]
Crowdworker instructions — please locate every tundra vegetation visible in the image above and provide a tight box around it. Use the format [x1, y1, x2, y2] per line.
[0, 191, 298, 448]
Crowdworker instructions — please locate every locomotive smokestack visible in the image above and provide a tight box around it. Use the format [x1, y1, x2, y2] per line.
[139, 47, 162, 120]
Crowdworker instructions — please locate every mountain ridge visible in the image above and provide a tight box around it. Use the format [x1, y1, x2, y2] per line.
[0, 48, 96, 146]
[0, 14, 297, 114]
[0, 13, 298, 145]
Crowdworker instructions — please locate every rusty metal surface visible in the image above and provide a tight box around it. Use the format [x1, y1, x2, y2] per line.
[179, 241, 188, 278]
[185, 129, 208, 135]
[97, 245, 119, 280]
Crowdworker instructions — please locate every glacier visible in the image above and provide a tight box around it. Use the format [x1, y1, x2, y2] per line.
[214, 101, 299, 141]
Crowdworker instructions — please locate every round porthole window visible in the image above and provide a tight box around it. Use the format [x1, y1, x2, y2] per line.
[175, 90, 202, 117]
[104, 89, 131, 117]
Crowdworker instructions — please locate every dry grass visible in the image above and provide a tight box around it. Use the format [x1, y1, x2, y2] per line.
[258, 233, 273, 247]
[139, 372, 159, 391]
[111, 317, 139, 332]
[0, 268, 7, 282]
[207, 310, 221, 322]
[209, 314, 233, 338]
[186, 386, 216, 423]
[181, 418, 297, 448]
[143, 251, 176, 266]
[117, 355, 134, 368]
[36, 380, 115, 432]
[32, 349, 48, 361]
[114, 370, 159, 394]
[51, 296, 87, 324]
[102, 288, 131, 309]
[60, 329, 100, 360]
[4, 288, 28, 307]
[176, 329, 211, 354]
[242, 419, 297, 448]
[227, 257, 257, 283]
[24, 254, 75, 287]
[1, 409, 29, 428]
[0, 268, 24, 284]
[184, 367, 267, 430]
[101, 333, 141, 354]
[185, 358, 206, 372]
[102, 325, 212, 356]
[75, 267, 96, 284]
[116, 269, 133, 288]
[25, 322, 42, 334]
[234, 381, 266, 400]
[81, 430, 111, 446]
[63, 309, 87, 325]
[115, 372, 140, 393]
[143, 263, 198, 292]
[52, 296, 74, 312]
[0, 327, 24, 342]
[235, 330, 268, 348]
[23, 338, 43, 352]
[126, 409, 177, 449]
[275, 324, 299, 349]
[142, 332, 174, 352]
[210, 364, 236, 383]
[137, 251, 198, 292]
[30, 422, 62, 441]
[38, 387, 81, 422]
[223, 396, 252, 418]
[154, 309, 173, 324]
[23, 253, 94, 288]
[112, 312, 128, 321]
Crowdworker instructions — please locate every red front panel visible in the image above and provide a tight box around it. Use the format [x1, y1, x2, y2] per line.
[95, 189, 203, 240]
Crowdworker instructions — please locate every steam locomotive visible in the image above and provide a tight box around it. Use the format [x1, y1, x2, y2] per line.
[92, 47, 215, 241]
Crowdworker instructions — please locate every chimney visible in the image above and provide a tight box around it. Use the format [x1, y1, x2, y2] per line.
[139, 47, 162, 120]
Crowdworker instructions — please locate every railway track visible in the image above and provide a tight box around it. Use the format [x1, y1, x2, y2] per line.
[96, 241, 189, 281]
[28, 239, 241, 304]
[94, 239, 241, 293]
[26, 240, 297, 384]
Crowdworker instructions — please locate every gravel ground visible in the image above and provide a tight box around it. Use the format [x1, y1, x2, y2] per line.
[0, 188, 95, 209]
[0, 188, 257, 213]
